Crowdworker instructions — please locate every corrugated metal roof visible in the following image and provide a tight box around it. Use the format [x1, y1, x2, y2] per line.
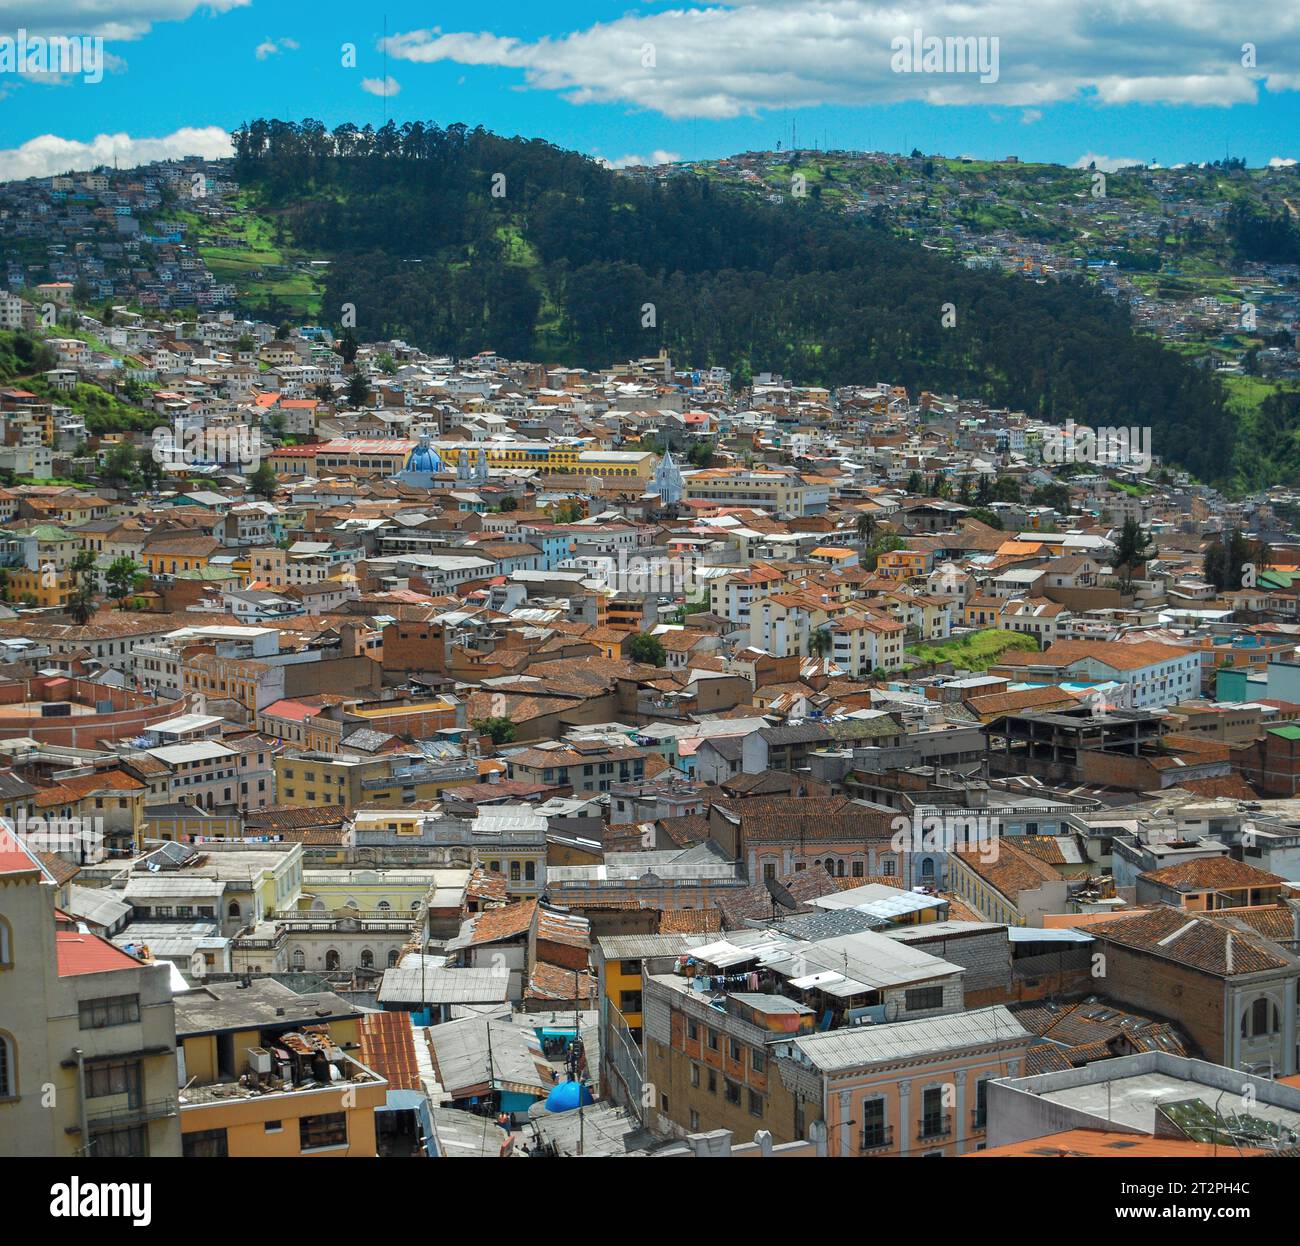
[788, 1006, 1030, 1071]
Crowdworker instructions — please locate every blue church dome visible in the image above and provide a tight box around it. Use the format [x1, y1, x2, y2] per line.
[544, 1080, 594, 1113]
[405, 440, 443, 473]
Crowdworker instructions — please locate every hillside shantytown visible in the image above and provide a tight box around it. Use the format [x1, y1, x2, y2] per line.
[1, 287, 1300, 1163]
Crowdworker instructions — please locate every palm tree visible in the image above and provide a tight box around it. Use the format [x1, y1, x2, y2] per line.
[809, 626, 834, 661]
[856, 512, 877, 546]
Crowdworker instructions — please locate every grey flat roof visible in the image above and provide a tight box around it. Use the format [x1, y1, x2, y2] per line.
[173, 979, 360, 1036]
[1038, 1070, 1300, 1136]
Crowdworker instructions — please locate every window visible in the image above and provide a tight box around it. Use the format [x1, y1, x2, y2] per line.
[300, 1112, 348, 1151]
[919, 1087, 948, 1139]
[79, 994, 140, 1030]
[1243, 998, 1281, 1037]
[0, 915, 12, 966]
[689, 1109, 700, 1131]
[860, 1097, 888, 1149]
[227, 901, 241, 919]
[690, 1063, 700, 1087]
[325, 950, 340, 971]
[748, 1089, 764, 1118]
[264, 1120, 282, 1133]
[905, 986, 944, 1012]
[707, 1028, 718, 1051]
[96, 1126, 147, 1158]
[724, 1079, 741, 1105]
[707, 1069, 717, 1094]
[751, 1048, 765, 1073]
[86, 1060, 141, 1101]
[728, 1038, 742, 1062]
[0, 1032, 14, 1098]
[387, 950, 399, 968]
[291, 949, 305, 971]
[973, 1079, 989, 1130]
[183, 1128, 228, 1157]
[360, 949, 374, 969]
[620, 960, 642, 976]
[619, 991, 642, 1014]
[687, 1019, 698, 1042]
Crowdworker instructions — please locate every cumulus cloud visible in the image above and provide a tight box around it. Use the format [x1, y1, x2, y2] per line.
[1269, 155, 1298, 167]
[382, 2, 1299, 120]
[0, 1, 251, 42]
[600, 150, 683, 169]
[1020, 109, 1041, 124]
[360, 75, 401, 97]
[1071, 153, 1146, 173]
[255, 37, 298, 60]
[0, 125, 233, 181]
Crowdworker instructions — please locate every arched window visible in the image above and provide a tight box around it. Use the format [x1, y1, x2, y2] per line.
[377, 900, 391, 912]
[921, 858, 936, 879]
[291, 949, 305, 971]
[0, 1031, 15, 1099]
[325, 949, 340, 971]
[836, 859, 845, 877]
[1243, 998, 1280, 1037]
[387, 949, 399, 968]
[227, 901, 241, 919]
[0, 915, 12, 967]
[360, 949, 374, 969]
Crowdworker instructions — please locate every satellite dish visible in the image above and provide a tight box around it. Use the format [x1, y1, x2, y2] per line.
[765, 875, 797, 911]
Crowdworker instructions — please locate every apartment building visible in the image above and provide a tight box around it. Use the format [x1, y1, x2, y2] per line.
[0, 836, 181, 1158]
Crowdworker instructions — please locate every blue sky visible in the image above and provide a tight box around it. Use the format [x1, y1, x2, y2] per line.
[1, 1, 1298, 178]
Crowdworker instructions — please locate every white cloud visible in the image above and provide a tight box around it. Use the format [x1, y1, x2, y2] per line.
[0, 125, 233, 181]
[600, 150, 683, 169]
[360, 75, 401, 97]
[382, 2, 1300, 120]
[1020, 109, 1041, 125]
[1269, 155, 1298, 167]
[0, 1, 251, 42]
[255, 37, 299, 60]
[1071, 152, 1146, 173]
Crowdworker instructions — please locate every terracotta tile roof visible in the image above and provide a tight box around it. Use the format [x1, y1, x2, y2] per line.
[34, 851, 80, 887]
[466, 898, 537, 946]
[969, 1129, 1269, 1158]
[1140, 857, 1287, 892]
[1088, 909, 1293, 976]
[953, 836, 1061, 898]
[658, 908, 722, 935]
[525, 961, 596, 1003]
[1203, 905, 1298, 943]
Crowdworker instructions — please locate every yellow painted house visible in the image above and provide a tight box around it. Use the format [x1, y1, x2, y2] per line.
[175, 981, 386, 1158]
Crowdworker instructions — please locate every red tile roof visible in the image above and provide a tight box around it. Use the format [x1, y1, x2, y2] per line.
[56, 931, 145, 977]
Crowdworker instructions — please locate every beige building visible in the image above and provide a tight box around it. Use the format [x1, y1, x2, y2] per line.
[0, 834, 181, 1157]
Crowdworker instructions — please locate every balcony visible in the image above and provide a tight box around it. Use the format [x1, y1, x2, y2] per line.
[85, 1097, 178, 1130]
[859, 1124, 894, 1151]
[917, 1113, 952, 1141]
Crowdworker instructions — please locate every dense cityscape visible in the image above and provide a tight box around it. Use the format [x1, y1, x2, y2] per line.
[2, 1, 1300, 1216]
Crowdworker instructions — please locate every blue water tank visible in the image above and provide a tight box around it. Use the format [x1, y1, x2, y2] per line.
[543, 1080, 594, 1113]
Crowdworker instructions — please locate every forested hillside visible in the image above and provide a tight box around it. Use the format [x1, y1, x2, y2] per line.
[232, 118, 1236, 484]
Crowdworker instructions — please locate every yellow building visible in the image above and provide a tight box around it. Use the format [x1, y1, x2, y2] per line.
[175, 979, 386, 1157]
